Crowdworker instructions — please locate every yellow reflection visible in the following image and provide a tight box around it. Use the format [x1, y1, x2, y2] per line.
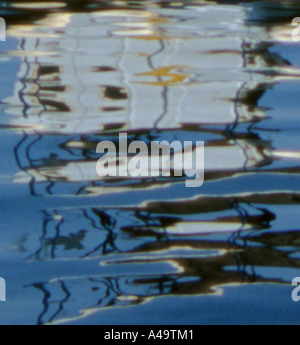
[12, 2, 66, 9]
[136, 66, 190, 86]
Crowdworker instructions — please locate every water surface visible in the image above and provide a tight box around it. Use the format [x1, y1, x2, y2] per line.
[1, 0, 300, 324]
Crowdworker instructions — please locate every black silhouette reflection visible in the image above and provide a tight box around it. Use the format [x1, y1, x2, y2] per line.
[24, 201, 300, 324]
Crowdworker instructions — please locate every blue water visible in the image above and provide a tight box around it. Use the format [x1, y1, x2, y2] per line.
[0, 0, 300, 325]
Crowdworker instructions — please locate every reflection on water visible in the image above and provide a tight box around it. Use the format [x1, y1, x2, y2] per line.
[1, 0, 300, 324]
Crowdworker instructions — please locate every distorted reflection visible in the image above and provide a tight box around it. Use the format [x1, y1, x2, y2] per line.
[1, 0, 300, 324]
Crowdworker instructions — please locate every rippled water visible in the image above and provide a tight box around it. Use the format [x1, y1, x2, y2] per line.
[1, 0, 300, 325]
